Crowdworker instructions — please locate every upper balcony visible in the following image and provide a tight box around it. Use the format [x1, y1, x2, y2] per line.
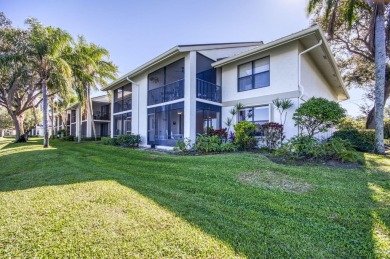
[196, 79, 221, 103]
[148, 79, 184, 106]
[93, 111, 110, 121]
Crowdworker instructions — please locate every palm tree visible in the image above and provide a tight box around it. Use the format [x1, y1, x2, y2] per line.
[70, 37, 117, 142]
[26, 19, 74, 148]
[308, 0, 387, 154]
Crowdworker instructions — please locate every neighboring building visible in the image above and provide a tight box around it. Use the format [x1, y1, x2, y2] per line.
[102, 26, 349, 148]
[67, 95, 111, 138]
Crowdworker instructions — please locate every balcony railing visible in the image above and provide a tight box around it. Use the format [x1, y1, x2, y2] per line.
[148, 79, 184, 106]
[196, 79, 222, 103]
[93, 112, 110, 121]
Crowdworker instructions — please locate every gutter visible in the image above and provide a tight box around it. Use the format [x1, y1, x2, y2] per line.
[298, 40, 323, 100]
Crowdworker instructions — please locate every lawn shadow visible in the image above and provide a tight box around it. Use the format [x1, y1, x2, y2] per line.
[0, 139, 384, 258]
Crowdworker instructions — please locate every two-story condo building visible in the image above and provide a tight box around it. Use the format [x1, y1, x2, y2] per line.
[66, 95, 111, 138]
[103, 26, 349, 148]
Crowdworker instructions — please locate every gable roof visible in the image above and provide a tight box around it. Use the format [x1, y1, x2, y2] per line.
[102, 42, 263, 91]
[212, 25, 349, 100]
[66, 94, 110, 110]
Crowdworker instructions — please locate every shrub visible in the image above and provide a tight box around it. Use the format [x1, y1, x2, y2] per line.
[102, 137, 118, 146]
[332, 129, 375, 152]
[229, 132, 235, 142]
[62, 135, 75, 141]
[57, 129, 66, 136]
[384, 119, 390, 139]
[194, 134, 222, 153]
[261, 122, 285, 150]
[116, 134, 141, 147]
[234, 121, 257, 150]
[220, 142, 238, 152]
[81, 137, 101, 141]
[275, 135, 359, 163]
[174, 138, 192, 154]
[324, 138, 360, 163]
[276, 135, 325, 160]
[210, 128, 228, 141]
[293, 97, 346, 137]
[338, 117, 365, 130]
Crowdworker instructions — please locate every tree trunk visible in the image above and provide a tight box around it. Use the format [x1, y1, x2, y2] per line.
[374, 3, 386, 154]
[78, 103, 82, 143]
[366, 78, 390, 129]
[10, 113, 25, 142]
[42, 81, 49, 148]
[87, 88, 97, 141]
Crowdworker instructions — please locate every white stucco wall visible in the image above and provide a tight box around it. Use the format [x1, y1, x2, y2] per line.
[220, 42, 299, 104]
[300, 52, 337, 101]
[219, 42, 300, 139]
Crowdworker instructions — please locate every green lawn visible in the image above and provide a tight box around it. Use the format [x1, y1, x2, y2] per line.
[0, 137, 389, 258]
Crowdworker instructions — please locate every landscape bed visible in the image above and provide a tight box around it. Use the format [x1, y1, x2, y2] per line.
[0, 137, 389, 258]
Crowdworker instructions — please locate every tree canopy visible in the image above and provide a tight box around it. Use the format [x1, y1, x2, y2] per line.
[0, 12, 117, 144]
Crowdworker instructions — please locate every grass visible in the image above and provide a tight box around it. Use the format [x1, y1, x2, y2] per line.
[0, 138, 389, 258]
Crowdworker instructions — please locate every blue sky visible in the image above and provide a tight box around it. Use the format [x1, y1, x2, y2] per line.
[2, 0, 367, 116]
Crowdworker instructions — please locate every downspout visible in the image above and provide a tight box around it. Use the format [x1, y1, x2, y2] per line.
[298, 40, 323, 100]
[126, 77, 140, 134]
[297, 39, 322, 136]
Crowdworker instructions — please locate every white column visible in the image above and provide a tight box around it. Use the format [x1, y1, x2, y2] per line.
[133, 84, 139, 135]
[86, 105, 92, 138]
[184, 51, 197, 143]
[216, 67, 222, 86]
[110, 90, 114, 138]
[75, 109, 80, 137]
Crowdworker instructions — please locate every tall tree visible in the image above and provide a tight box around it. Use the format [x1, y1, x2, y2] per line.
[70, 37, 117, 142]
[0, 13, 42, 142]
[308, 0, 388, 154]
[26, 19, 74, 148]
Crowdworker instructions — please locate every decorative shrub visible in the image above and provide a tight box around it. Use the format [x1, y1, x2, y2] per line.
[293, 97, 346, 137]
[210, 128, 228, 141]
[116, 134, 141, 147]
[338, 118, 365, 130]
[229, 132, 235, 142]
[332, 129, 375, 152]
[194, 134, 222, 153]
[62, 135, 75, 141]
[174, 138, 192, 154]
[233, 121, 257, 150]
[57, 129, 66, 137]
[275, 135, 359, 163]
[102, 137, 118, 146]
[220, 142, 238, 152]
[276, 135, 325, 160]
[324, 138, 359, 163]
[261, 122, 285, 150]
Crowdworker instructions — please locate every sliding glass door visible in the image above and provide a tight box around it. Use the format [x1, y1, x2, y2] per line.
[147, 102, 184, 146]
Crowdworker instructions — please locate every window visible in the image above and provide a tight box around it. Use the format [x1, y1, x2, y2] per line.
[71, 110, 76, 123]
[114, 84, 132, 113]
[238, 105, 270, 136]
[114, 112, 132, 137]
[196, 102, 221, 134]
[238, 56, 270, 91]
